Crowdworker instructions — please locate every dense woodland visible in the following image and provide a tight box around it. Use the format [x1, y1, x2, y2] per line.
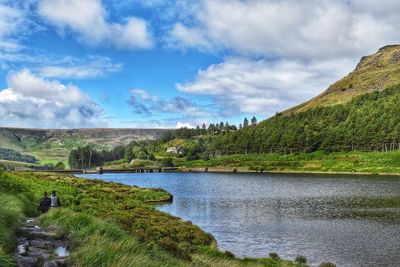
[68, 146, 125, 169]
[69, 85, 400, 167]
[0, 148, 37, 163]
[209, 85, 400, 155]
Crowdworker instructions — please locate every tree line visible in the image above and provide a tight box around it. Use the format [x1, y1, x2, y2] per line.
[161, 116, 258, 142]
[0, 148, 37, 163]
[68, 146, 125, 169]
[68, 84, 400, 168]
[207, 85, 400, 155]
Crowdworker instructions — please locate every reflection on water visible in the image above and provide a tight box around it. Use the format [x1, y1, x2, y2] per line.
[77, 172, 400, 266]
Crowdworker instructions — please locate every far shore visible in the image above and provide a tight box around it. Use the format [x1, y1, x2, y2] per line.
[40, 166, 400, 177]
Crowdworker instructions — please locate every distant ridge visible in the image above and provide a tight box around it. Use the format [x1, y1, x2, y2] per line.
[0, 127, 169, 162]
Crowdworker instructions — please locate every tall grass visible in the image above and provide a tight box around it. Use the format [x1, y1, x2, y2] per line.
[3, 171, 306, 266]
[0, 170, 36, 266]
[40, 209, 304, 267]
[40, 209, 187, 267]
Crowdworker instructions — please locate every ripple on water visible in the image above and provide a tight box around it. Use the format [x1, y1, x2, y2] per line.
[76, 172, 400, 267]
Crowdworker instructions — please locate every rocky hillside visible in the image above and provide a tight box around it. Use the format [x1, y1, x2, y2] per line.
[0, 127, 168, 162]
[287, 45, 400, 113]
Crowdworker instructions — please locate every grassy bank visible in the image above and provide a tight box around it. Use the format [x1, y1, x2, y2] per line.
[0, 171, 308, 266]
[0, 171, 36, 266]
[176, 150, 400, 174]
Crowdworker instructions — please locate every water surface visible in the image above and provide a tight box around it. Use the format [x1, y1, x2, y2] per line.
[77, 172, 400, 266]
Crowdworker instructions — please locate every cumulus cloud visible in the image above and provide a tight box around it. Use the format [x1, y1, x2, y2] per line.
[37, 0, 153, 49]
[0, 69, 106, 128]
[165, 0, 400, 118]
[177, 57, 354, 115]
[168, 23, 214, 51]
[169, 0, 400, 59]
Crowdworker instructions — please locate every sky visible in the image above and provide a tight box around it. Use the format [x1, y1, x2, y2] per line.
[0, 0, 400, 129]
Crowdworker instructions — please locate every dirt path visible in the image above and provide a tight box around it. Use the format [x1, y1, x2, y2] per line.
[15, 218, 69, 267]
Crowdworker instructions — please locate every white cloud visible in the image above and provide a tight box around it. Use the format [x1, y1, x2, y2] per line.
[0, 69, 106, 128]
[37, 0, 153, 49]
[177, 57, 354, 115]
[130, 89, 159, 102]
[169, 0, 400, 59]
[168, 23, 213, 51]
[120, 117, 204, 129]
[38, 56, 122, 79]
[0, 3, 30, 53]
[176, 121, 194, 129]
[167, 0, 400, 118]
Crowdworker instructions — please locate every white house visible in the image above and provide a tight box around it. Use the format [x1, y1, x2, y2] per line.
[166, 145, 184, 154]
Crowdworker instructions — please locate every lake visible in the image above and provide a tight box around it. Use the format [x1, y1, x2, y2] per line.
[77, 172, 400, 266]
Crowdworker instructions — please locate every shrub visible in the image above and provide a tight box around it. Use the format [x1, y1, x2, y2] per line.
[295, 255, 307, 264]
[137, 151, 148, 160]
[162, 158, 174, 167]
[55, 161, 65, 170]
[224, 250, 235, 258]
[269, 252, 280, 259]
[319, 262, 336, 267]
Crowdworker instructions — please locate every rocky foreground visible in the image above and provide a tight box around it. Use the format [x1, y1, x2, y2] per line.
[16, 218, 69, 267]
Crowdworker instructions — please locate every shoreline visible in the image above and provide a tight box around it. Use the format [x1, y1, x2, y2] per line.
[4, 171, 306, 266]
[49, 166, 400, 177]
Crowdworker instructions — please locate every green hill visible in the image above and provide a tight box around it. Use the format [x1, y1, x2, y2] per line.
[209, 46, 400, 155]
[0, 127, 167, 163]
[287, 45, 400, 113]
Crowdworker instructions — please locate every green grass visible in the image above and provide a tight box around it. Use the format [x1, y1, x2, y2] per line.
[1, 171, 306, 266]
[176, 150, 400, 174]
[105, 159, 161, 169]
[0, 170, 37, 266]
[39, 209, 188, 267]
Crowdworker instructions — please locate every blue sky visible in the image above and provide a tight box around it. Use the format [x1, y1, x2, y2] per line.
[0, 0, 399, 129]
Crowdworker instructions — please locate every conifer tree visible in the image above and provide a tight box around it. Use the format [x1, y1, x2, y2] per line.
[243, 117, 249, 127]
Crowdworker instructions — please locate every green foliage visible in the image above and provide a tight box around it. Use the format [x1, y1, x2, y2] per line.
[69, 145, 125, 169]
[0, 171, 36, 266]
[178, 149, 400, 174]
[295, 255, 307, 264]
[54, 161, 65, 170]
[40, 209, 187, 267]
[0, 148, 37, 163]
[137, 151, 148, 160]
[10, 172, 211, 258]
[318, 263, 336, 267]
[269, 253, 280, 260]
[209, 85, 400, 155]
[1, 172, 306, 266]
[162, 158, 174, 167]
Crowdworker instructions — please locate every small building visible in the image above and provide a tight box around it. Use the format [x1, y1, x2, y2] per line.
[166, 145, 184, 154]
